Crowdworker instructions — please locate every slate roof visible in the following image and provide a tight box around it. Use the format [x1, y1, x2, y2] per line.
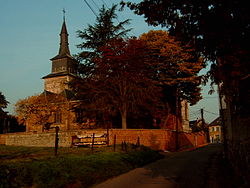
[42, 89, 75, 100]
[42, 72, 77, 79]
[209, 117, 221, 126]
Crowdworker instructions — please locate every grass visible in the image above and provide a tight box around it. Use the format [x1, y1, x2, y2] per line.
[0, 145, 163, 188]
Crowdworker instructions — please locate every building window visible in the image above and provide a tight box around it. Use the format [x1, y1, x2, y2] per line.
[76, 109, 83, 123]
[54, 112, 62, 124]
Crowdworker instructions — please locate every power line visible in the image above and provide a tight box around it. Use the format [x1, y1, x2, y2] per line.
[189, 109, 200, 115]
[202, 96, 218, 99]
[100, 0, 136, 37]
[90, 0, 100, 10]
[203, 109, 219, 116]
[100, 0, 109, 8]
[83, 0, 98, 17]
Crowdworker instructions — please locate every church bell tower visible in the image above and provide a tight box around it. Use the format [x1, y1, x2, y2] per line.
[42, 12, 78, 94]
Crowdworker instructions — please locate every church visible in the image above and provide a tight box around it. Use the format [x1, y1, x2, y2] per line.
[27, 18, 82, 132]
[23, 16, 190, 133]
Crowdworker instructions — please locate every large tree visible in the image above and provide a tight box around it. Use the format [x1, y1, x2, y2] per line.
[122, 0, 250, 99]
[139, 30, 203, 128]
[72, 38, 160, 129]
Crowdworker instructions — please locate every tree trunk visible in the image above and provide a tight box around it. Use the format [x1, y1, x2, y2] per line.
[121, 111, 127, 129]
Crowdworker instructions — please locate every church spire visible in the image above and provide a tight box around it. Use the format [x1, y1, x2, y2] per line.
[58, 9, 70, 57]
[43, 11, 78, 94]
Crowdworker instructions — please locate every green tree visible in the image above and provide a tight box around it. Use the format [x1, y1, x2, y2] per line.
[0, 92, 9, 133]
[76, 4, 131, 77]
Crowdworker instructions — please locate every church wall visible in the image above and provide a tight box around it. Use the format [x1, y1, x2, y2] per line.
[52, 59, 67, 73]
[44, 75, 73, 94]
[24, 101, 82, 133]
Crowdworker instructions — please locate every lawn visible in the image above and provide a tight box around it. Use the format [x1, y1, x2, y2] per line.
[0, 145, 163, 188]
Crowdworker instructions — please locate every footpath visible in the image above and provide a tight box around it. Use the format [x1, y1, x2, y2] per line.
[93, 144, 240, 188]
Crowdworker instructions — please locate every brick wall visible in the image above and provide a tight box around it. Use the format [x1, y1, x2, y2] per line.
[108, 129, 176, 151]
[178, 132, 207, 150]
[0, 134, 7, 145]
[109, 129, 206, 151]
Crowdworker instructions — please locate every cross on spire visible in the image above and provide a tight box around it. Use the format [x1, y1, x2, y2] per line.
[63, 8, 66, 22]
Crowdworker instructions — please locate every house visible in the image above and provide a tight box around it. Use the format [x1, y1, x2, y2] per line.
[209, 117, 222, 143]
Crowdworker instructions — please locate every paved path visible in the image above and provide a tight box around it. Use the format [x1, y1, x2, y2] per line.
[94, 144, 223, 188]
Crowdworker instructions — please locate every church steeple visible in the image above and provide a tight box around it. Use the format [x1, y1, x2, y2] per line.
[58, 20, 71, 57]
[42, 11, 78, 94]
[53, 10, 71, 59]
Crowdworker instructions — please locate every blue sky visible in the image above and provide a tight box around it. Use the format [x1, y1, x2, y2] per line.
[0, 0, 219, 123]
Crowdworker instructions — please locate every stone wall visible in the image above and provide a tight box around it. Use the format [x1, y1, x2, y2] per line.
[44, 75, 73, 94]
[0, 129, 207, 151]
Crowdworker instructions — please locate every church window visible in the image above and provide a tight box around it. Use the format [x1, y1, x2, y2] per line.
[54, 112, 62, 124]
[76, 109, 83, 123]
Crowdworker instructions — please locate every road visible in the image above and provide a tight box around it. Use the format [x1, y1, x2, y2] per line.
[93, 144, 233, 188]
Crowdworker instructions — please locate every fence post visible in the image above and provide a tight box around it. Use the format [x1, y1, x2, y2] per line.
[55, 126, 59, 156]
[106, 125, 109, 146]
[137, 136, 140, 147]
[113, 135, 116, 152]
[124, 141, 128, 153]
[121, 141, 124, 151]
[92, 133, 95, 153]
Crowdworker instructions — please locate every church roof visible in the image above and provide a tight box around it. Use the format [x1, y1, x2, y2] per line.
[42, 89, 75, 100]
[50, 53, 74, 61]
[42, 72, 77, 79]
[51, 20, 72, 60]
[209, 117, 221, 126]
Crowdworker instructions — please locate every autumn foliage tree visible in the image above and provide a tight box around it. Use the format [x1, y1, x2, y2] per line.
[140, 30, 203, 105]
[138, 30, 203, 128]
[72, 38, 160, 129]
[15, 93, 68, 132]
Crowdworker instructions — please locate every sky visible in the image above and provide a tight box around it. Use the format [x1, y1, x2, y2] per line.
[0, 0, 219, 123]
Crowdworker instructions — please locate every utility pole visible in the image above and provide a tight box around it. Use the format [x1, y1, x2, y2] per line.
[218, 83, 228, 156]
[201, 108, 204, 129]
[201, 108, 209, 143]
